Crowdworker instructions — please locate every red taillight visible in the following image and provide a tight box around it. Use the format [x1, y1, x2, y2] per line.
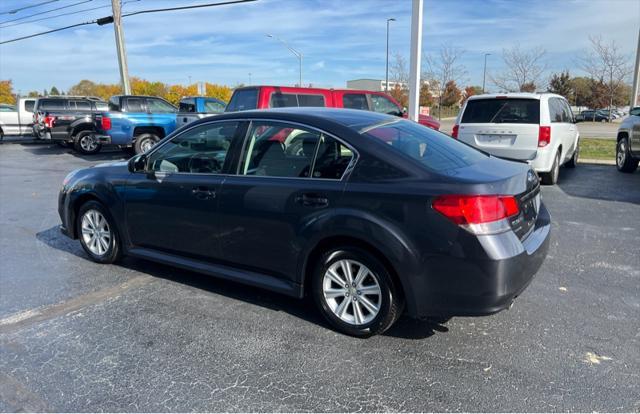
[101, 116, 112, 130]
[451, 124, 459, 139]
[538, 126, 550, 147]
[44, 115, 55, 128]
[432, 195, 520, 226]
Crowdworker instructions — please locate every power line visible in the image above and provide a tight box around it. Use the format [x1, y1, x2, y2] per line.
[0, 0, 140, 29]
[0, 0, 94, 25]
[0, 0, 59, 16]
[0, 0, 257, 45]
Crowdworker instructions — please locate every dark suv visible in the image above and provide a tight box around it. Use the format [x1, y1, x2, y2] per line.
[33, 96, 108, 153]
[58, 108, 550, 337]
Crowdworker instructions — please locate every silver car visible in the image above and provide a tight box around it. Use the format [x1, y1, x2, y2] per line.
[616, 107, 640, 173]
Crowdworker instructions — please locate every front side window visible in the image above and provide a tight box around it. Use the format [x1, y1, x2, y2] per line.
[204, 100, 225, 113]
[369, 94, 401, 116]
[461, 98, 540, 124]
[364, 119, 487, 172]
[146, 98, 176, 113]
[226, 89, 258, 112]
[148, 122, 239, 174]
[343, 93, 369, 110]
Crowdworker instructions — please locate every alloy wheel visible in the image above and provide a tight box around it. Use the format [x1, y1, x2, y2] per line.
[80, 134, 98, 152]
[617, 140, 626, 168]
[140, 139, 155, 153]
[81, 209, 111, 256]
[322, 259, 382, 325]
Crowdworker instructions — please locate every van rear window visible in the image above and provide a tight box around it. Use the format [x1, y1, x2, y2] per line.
[226, 89, 258, 112]
[462, 98, 540, 124]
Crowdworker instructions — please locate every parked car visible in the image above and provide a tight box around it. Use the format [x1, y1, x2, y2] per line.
[616, 109, 640, 173]
[94, 95, 178, 154]
[58, 107, 550, 337]
[32, 96, 109, 153]
[575, 110, 609, 123]
[225, 85, 441, 130]
[177, 96, 226, 128]
[452, 93, 579, 185]
[0, 98, 37, 140]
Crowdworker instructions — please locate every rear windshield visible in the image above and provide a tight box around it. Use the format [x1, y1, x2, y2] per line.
[364, 120, 487, 172]
[226, 89, 258, 112]
[462, 98, 540, 124]
[270, 93, 326, 108]
[37, 99, 65, 111]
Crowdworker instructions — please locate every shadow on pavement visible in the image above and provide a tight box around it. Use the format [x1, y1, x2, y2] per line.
[35, 225, 447, 340]
[557, 164, 640, 204]
[20, 142, 130, 162]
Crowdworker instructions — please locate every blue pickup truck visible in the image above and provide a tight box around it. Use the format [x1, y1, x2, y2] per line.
[176, 96, 226, 128]
[92, 95, 178, 154]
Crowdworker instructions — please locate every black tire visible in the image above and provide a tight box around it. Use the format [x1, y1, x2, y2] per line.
[311, 247, 404, 337]
[565, 140, 579, 168]
[540, 150, 561, 185]
[616, 136, 639, 173]
[74, 131, 102, 155]
[0, 128, 4, 142]
[134, 133, 160, 154]
[76, 200, 122, 264]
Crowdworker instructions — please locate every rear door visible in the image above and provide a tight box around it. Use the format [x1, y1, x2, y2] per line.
[457, 97, 540, 160]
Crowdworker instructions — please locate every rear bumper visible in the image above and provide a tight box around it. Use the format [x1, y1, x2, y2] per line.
[407, 203, 551, 318]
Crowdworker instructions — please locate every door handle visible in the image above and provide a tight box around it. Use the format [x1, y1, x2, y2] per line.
[192, 186, 215, 200]
[296, 193, 329, 207]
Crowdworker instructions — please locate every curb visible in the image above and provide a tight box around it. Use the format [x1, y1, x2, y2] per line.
[578, 158, 616, 166]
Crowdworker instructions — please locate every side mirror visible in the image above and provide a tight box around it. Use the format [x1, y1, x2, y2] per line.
[128, 154, 147, 173]
[402, 107, 408, 115]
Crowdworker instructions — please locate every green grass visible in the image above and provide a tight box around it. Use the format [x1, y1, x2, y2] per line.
[579, 138, 616, 160]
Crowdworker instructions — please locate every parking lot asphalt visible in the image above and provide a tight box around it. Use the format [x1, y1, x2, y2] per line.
[0, 143, 639, 412]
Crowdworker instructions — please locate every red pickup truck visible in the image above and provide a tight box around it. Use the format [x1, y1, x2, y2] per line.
[225, 85, 440, 130]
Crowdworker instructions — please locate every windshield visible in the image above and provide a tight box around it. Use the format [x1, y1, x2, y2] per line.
[363, 120, 488, 172]
[462, 98, 540, 124]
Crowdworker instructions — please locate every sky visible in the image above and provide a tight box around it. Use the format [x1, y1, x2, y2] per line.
[0, 0, 638, 94]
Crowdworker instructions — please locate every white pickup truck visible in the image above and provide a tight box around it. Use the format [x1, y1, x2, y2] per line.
[0, 97, 37, 140]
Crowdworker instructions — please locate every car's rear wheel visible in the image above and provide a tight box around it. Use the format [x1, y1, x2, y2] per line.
[134, 133, 160, 154]
[74, 131, 102, 155]
[312, 247, 403, 337]
[565, 140, 579, 168]
[540, 150, 560, 185]
[77, 200, 121, 264]
[616, 137, 639, 173]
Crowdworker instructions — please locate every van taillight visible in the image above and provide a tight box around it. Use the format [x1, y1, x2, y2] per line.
[101, 116, 112, 130]
[452, 124, 459, 139]
[538, 126, 550, 147]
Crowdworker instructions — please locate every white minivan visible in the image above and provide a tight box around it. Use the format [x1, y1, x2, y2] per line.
[453, 93, 579, 184]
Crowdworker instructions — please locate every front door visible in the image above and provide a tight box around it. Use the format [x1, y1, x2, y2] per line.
[124, 120, 245, 261]
[217, 120, 355, 282]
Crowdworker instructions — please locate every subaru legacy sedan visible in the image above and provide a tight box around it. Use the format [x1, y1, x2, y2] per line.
[58, 108, 550, 337]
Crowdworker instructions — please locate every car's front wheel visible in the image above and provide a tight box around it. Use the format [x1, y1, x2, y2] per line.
[617, 136, 639, 173]
[312, 247, 403, 337]
[77, 200, 122, 263]
[74, 131, 102, 155]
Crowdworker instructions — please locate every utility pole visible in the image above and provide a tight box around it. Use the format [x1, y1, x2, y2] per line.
[111, 0, 131, 95]
[631, 27, 640, 108]
[482, 53, 491, 94]
[408, 0, 423, 121]
[385, 18, 395, 93]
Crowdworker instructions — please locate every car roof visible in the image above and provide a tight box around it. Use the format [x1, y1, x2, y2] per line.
[467, 92, 566, 101]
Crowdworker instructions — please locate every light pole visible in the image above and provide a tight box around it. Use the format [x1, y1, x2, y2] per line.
[385, 18, 395, 93]
[482, 53, 491, 94]
[266, 34, 303, 87]
[248, 73, 252, 85]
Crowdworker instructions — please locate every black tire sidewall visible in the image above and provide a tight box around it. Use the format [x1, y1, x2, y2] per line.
[76, 200, 121, 263]
[311, 247, 400, 337]
[134, 133, 160, 155]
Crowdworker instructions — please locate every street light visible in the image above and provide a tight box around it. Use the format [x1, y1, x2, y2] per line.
[266, 33, 303, 87]
[482, 53, 491, 93]
[385, 18, 396, 93]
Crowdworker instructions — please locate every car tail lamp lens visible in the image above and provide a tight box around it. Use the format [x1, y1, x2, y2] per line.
[538, 126, 550, 147]
[101, 116, 112, 130]
[44, 116, 55, 128]
[432, 195, 520, 233]
[452, 124, 459, 139]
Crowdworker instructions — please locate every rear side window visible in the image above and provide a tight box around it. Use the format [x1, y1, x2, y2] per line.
[226, 89, 258, 112]
[71, 100, 91, 111]
[364, 120, 487, 172]
[24, 100, 35, 112]
[108, 97, 121, 111]
[38, 99, 65, 111]
[94, 101, 108, 111]
[270, 93, 326, 108]
[179, 100, 196, 113]
[343, 93, 369, 110]
[462, 98, 540, 124]
[126, 98, 145, 112]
